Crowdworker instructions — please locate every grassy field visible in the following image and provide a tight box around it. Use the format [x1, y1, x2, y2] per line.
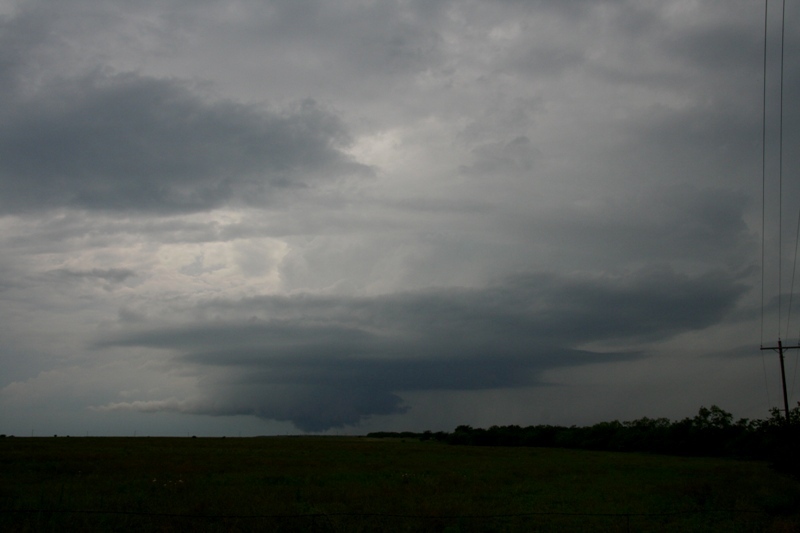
[1, 436, 799, 532]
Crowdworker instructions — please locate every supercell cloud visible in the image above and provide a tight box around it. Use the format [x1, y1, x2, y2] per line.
[0, 0, 795, 435]
[95, 267, 745, 431]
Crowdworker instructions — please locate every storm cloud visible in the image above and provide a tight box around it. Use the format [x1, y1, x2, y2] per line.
[0, 71, 364, 214]
[97, 267, 745, 431]
[0, 0, 795, 436]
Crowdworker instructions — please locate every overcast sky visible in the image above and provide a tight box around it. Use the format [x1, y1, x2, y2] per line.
[1, 0, 799, 436]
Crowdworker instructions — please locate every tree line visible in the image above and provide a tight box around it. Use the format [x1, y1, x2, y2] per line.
[368, 405, 800, 476]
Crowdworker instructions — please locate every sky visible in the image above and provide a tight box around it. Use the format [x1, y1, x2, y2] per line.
[1, 0, 799, 436]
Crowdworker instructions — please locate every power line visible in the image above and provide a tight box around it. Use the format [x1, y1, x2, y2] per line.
[761, 0, 772, 409]
[779, 0, 787, 339]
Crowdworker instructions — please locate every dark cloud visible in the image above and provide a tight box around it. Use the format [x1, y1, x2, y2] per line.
[97, 267, 745, 430]
[0, 11, 48, 97]
[0, 0, 784, 437]
[237, 0, 448, 76]
[0, 70, 365, 214]
[511, 185, 756, 272]
[460, 136, 538, 178]
[489, 0, 614, 16]
[47, 268, 136, 284]
[666, 23, 762, 73]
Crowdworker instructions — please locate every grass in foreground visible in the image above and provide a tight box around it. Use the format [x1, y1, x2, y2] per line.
[1, 436, 799, 532]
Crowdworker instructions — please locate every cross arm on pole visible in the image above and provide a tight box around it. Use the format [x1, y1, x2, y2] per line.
[760, 340, 797, 422]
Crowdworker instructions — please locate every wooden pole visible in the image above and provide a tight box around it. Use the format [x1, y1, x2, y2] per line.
[761, 339, 795, 422]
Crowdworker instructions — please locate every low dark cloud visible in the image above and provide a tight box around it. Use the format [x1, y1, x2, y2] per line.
[0, 69, 366, 214]
[98, 267, 746, 431]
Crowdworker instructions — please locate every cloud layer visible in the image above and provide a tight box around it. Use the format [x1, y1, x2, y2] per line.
[0, 0, 795, 435]
[0, 70, 364, 214]
[96, 268, 745, 430]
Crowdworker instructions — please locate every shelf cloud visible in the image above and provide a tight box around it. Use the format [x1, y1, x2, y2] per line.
[95, 268, 745, 430]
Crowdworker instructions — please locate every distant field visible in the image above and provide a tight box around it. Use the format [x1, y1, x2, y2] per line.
[1, 436, 799, 532]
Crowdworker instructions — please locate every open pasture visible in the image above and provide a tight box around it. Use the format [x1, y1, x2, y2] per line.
[1, 436, 799, 531]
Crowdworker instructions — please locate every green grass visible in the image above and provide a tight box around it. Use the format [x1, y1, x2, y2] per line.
[1, 436, 799, 531]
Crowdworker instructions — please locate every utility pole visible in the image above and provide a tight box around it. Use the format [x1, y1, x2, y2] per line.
[760, 339, 796, 422]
